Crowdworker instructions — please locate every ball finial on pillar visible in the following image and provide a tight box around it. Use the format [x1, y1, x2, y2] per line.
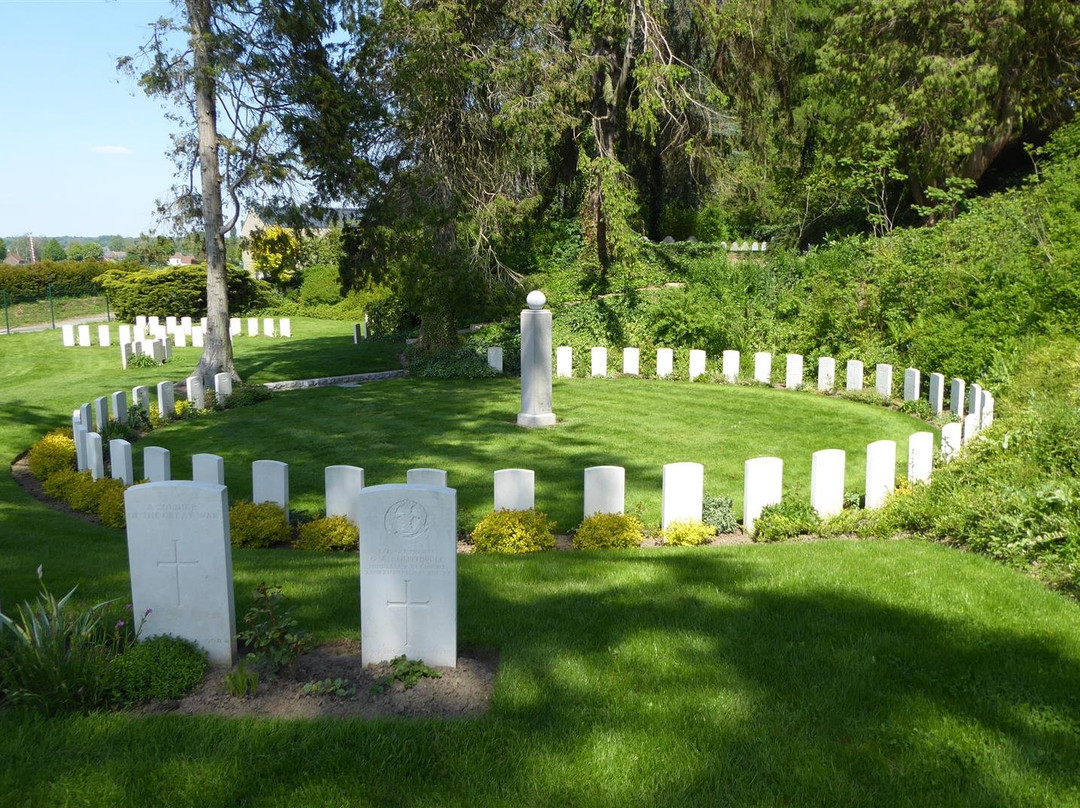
[526, 290, 546, 310]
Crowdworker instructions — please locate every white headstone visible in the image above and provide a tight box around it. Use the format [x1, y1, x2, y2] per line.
[252, 459, 290, 519]
[928, 372, 945, 414]
[280, 318, 291, 338]
[110, 439, 133, 486]
[132, 385, 150, 412]
[214, 372, 233, 403]
[487, 346, 503, 373]
[144, 446, 171, 482]
[622, 347, 640, 376]
[61, 324, 75, 347]
[192, 453, 225, 486]
[73, 423, 88, 472]
[661, 462, 704, 529]
[166, 316, 179, 333]
[181, 316, 193, 335]
[78, 402, 92, 431]
[754, 352, 772, 385]
[201, 317, 208, 333]
[175, 330, 187, 349]
[962, 413, 979, 444]
[86, 432, 105, 480]
[785, 354, 804, 390]
[865, 440, 896, 509]
[134, 315, 147, 331]
[591, 347, 608, 377]
[875, 363, 892, 398]
[150, 340, 165, 363]
[968, 383, 983, 426]
[744, 457, 783, 535]
[721, 350, 740, 382]
[818, 357, 836, 391]
[656, 348, 674, 378]
[688, 349, 707, 380]
[120, 342, 133, 370]
[97, 325, 111, 347]
[77, 325, 91, 347]
[583, 465, 625, 517]
[325, 465, 365, 525]
[845, 360, 864, 391]
[148, 316, 160, 330]
[134, 324, 147, 343]
[247, 318, 258, 337]
[358, 484, 457, 667]
[982, 391, 995, 428]
[950, 378, 966, 418]
[751, 241, 760, 252]
[494, 468, 535, 511]
[186, 376, 205, 410]
[156, 381, 175, 419]
[556, 346, 573, 378]
[119, 324, 132, 345]
[230, 318, 242, 337]
[941, 422, 962, 461]
[92, 396, 109, 432]
[908, 432, 933, 484]
[810, 450, 844, 518]
[407, 468, 448, 488]
[124, 481, 236, 666]
[109, 391, 127, 424]
[191, 326, 204, 348]
[263, 317, 275, 337]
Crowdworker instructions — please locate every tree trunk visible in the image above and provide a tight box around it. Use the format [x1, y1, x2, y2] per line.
[188, 0, 239, 387]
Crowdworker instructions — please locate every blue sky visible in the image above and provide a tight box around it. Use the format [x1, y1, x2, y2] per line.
[1, 0, 187, 237]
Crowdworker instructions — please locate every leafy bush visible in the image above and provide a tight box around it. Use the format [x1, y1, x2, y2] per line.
[370, 655, 442, 694]
[229, 501, 290, 548]
[702, 494, 738, 534]
[0, 260, 109, 298]
[409, 346, 497, 379]
[126, 405, 151, 432]
[293, 516, 359, 551]
[752, 499, 822, 542]
[110, 635, 207, 704]
[472, 509, 556, 554]
[102, 420, 138, 443]
[27, 429, 75, 480]
[95, 478, 128, 529]
[219, 382, 273, 409]
[42, 469, 99, 512]
[94, 263, 271, 322]
[573, 512, 644, 550]
[127, 353, 159, 369]
[238, 582, 312, 675]
[662, 519, 714, 547]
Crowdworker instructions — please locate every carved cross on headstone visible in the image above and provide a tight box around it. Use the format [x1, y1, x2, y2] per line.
[157, 538, 199, 608]
[386, 579, 429, 648]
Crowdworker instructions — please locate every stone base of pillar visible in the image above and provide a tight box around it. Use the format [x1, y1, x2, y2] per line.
[517, 412, 557, 428]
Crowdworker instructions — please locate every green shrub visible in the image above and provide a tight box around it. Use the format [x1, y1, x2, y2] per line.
[229, 501, 290, 548]
[573, 513, 644, 550]
[409, 346, 497, 379]
[219, 382, 273, 409]
[662, 519, 714, 547]
[126, 405, 151, 432]
[94, 263, 271, 322]
[472, 509, 556, 554]
[702, 494, 738, 534]
[127, 353, 159, 369]
[238, 582, 312, 674]
[27, 429, 76, 480]
[293, 516, 359, 551]
[110, 635, 207, 704]
[42, 468, 99, 512]
[95, 478, 128, 529]
[0, 260, 109, 298]
[752, 499, 822, 542]
[102, 420, 137, 444]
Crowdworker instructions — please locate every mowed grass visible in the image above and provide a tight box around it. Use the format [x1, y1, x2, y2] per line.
[1, 319, 1079, 807]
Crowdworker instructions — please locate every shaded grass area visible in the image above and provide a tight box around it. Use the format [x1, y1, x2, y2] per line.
[0, 294, 111, 331]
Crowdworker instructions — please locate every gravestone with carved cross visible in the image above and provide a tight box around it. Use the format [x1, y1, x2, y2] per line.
[358, 483, 457, 667]
[123, 481, 237, 666]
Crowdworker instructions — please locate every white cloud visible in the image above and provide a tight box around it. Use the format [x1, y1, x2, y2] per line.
[91, 145, 135, 155]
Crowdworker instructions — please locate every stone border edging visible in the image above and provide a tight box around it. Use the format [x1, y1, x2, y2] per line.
[262, 370, 408, 391]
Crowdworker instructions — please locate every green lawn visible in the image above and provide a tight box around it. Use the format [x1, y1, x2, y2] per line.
[1, 318, 1079, 807]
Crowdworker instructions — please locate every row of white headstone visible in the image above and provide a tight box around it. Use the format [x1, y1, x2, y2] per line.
[60, 316, 292, 349]
[657, 237, 768, 251]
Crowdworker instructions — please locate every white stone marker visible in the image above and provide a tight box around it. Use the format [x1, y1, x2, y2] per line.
[908, 432, 934, 484]
[262, 317, 275, 337]
[903, 368, 921, 401]
[941, 422, 962, 461]
[92, 396, 109, 432]
[962, 413, 980, 444]
[78, 402, 92, 430]
[247, 317, 258, 337]
[518, 291, 556, 427]
[359, 484, 457, 667]
[191, 326, 204, 348]
[124, 481, 237, 666]
[73, 424, 89, 472]
[622, 347, 640, 376]
[109, 391, 127, 424]
[86, 432, 105, 480]
[744, 457, 783, 535]
[144, 446, 171, 482]
[689, 349, 707, 380]
[201, 317, 208, 333]
[556, 346, 573, 378]
[584, 465, 625, 517]
[61, 324, 76, 347]
[184, 375, 205, 410]
[166, 316, 179, 333]
[156, 381, 175, 419]
[810, 450, 845, 519]
[77, 325, 91, 347]
[148, 315, 160, 330]
[865, 440, 897, 510]
[591, 347, 608, 377]
[326, 465, 365, 525]
[845, 360, 864, 391]
[721, 350, 740, 382]
[494, 469, 535, 511]
[253, 459, 290, 518]
[982, 392, 995, 428]
[132, 385, 150, 412]
[950, 378, 966, 418]
[119, 324, 132, 344]
[407, 468, 448, 488]
[818, 356, 836, 391]
[230, 318, 241, 337]
[929, 372, 945, 414]
[968, 383, 983, 426]
[487, 346, 503, 373]
[181, 316, 193, 335]
[280, 318, 292, 338]
[150, 340, 165, 363]
[785, 354, 803, 389]
[98, 325, 111, 348]
[875, 363, 893, 398]
[751, 352, 770, 385]
[214, 372, 233, 403]
[135, 315, 147, 330]
[120, 342, 133, 370]
[656, 348, 674, 378]
[110, 439, 133, 486]
[353, 323, 365, 343]
[661, 462, 704, 529]
[192, 453, 225, 486]
[175, 330, 187, 349]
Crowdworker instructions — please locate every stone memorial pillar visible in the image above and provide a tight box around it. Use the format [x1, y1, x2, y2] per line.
[518, 291, 556, 427]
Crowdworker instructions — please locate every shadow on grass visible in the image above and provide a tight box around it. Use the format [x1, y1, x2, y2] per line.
[234, 335, 405, 383]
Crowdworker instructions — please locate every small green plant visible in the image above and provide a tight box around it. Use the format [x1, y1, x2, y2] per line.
[219, 382, 273, 409]
[127, 352, 158, 369]
[752, 499, 822, 542]
[573, 512, 644, 550]
[26, 429, 76, 481]
[224, 661, 259, 698]
[472, 508, 556, 554]
[702, 494, 738, 533]
[126, 405, 151, 432]
[899, 398, 933, 420]
[237, 582, 312, 675]
[229, 500, 290, 548]
[110, 634, 207, 704]
[42, 468, 98, 512]
[662, 519, 715, 547]
[94, 477, 128, 529]
[370, 655, 442, 694]
[302, 677, 355, 698]
[843, 490, 863, 510]
[101, 419, 137, 443]
[293, 515, 359, 551]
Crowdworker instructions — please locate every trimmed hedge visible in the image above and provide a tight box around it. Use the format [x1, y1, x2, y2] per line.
[573, 513, 645, 550]
[293, 516, 359, 551]
[94, 264, 272, 321]
[472, 509, 556, 554]
[0, 260, 112, 298]
[229, 501, 290, 548]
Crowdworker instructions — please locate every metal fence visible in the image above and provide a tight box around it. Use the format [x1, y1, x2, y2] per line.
[1, 284, 111, 335]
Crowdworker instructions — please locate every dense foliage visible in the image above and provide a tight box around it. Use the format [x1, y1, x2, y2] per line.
[94, 264, 271, 322]
[0, 260, 113, 299]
